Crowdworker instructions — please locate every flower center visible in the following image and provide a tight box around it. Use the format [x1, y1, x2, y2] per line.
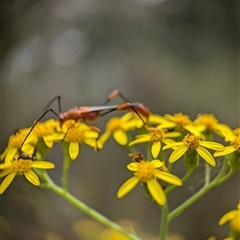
[8, 132, 26, 148]
[134, 161, 157, 182]
[183, 134, 200, 150]
[33, 122, 55, 137]
[65, 126, 86, 143]
[173, 113, 191, 127]
[151, 128, 165, 143]
[12, 158, 32, 175]
[196, 114, 218, 129]
[232, 135, 240, 152]
[106, 118, 122, 132]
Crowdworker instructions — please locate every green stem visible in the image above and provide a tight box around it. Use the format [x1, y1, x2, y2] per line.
[165, 169, 193, 195]
[159, 204, 169, 240]
[62, 151, 72, 191]
[204, 163, 211, 186]
[40, 172, 141, 240]
[167, 169, 235, 221]
[214, 157, 229, 180]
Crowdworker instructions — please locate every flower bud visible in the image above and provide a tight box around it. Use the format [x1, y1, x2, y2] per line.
[184, 149, 199, 169]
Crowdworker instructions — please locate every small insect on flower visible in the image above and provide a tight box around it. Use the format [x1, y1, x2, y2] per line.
[0, 153, 55, 194]
[128, 152, 145, 162]
[117, 157, 182, 206]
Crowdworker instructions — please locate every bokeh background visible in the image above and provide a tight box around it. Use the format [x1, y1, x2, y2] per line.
[1, 0, 239, 239]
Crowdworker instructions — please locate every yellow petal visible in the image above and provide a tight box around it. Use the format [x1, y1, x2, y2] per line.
[0, 172, 16, 194]
[44, 139, 53, 148]
[69, 142, 80, 160]
[120, 112, 134, 122]
[24, 170, 40, 186]
[5, 148, 18, 163]
[155, 171, 182, 186]
[113, 129, 128, 145]
[85, 131, 99, 138]
[214, 146, 235, 157]
[147, 179, 166, 206]
[0, 147, 8, 160]
[117, 177, 139, 198]
[151, 142, 161, 158]
[162, 139, 176, 146]
[129, 136, 151, 146]
[169, 145, 188, 163]
[0, 162, 12, 170]
[162, 142, 183, 150]
[0, 168, 13, 178]
[122, 120, 141, 131]
[164, 114, 175, 122]
[165, 131, 181, 138]
[31, 161, 55, 169]
[184, 125, 202, 136]
[196, 146, 216, 167]
[21, 144, 35, 155]
[127, 162, 139, 171]
[99, 131, 111, 145]
[84, 139, 103, 150]
[158, 122, 176, 129]
[148, 114, 165, 124]
[219, 210, 238, 225]
[199, 141, 224, 151]
[151, 159, 163, 168]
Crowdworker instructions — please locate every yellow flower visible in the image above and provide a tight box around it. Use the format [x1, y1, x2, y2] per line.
[63, 122, 102, 160]
[214, 133, 240, 170]
[22, 119, 64, 149]
[100, 112, 141, 146]
[164, 113, 204, 136]
[214, 134, 240, 157]
[194, 113, 232, 138]
[0, 154, 55, 194]
[129, 126, 181, 158]
[163, 134, 224, 167]
[219, 203, 240, 233]
[214, 134, 240, 170]
[1, 131, 36, 163]
[117, 159, 182, 206]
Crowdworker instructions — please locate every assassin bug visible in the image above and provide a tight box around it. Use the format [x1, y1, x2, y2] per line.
[19, 90, 151, 151]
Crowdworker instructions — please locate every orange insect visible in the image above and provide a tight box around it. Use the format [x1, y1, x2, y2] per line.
[20, 90, 151, 150]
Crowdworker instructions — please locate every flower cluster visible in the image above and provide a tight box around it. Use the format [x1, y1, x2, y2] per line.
[1, 108, 239, 211]
[0, 119, 102, 193]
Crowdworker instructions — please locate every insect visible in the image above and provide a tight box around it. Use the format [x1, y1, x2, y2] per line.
[19, 90, 151, 150]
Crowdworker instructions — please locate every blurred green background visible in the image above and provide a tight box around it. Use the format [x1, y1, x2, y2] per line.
[1, 0, 239, 239]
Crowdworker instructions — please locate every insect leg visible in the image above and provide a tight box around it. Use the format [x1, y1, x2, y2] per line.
[42, 95, 62, 114]
[102, 89, 130, 106]
[20, 109, 59, 151]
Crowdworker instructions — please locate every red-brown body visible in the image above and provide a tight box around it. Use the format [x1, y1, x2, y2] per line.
[58, 102, 150, 126]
